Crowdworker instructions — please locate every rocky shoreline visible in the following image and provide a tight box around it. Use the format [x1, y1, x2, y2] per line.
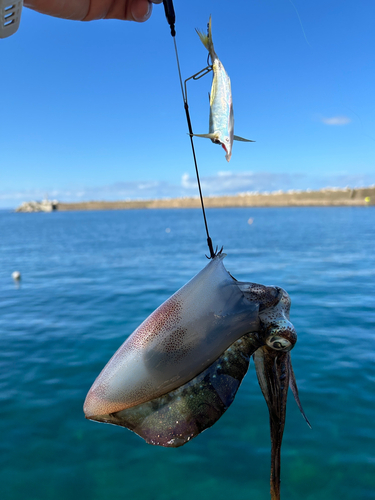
[15, 199, 58, 212]
[15, 187, 374, 212]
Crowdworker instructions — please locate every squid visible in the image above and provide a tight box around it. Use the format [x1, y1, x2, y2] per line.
[84, 253, 310, 500]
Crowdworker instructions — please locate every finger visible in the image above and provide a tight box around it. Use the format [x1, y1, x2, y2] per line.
[101, 0, 154, 22]
[130, 0, 152, 22]
[131, 0, 162, 22]
[24, 0, 90, 20]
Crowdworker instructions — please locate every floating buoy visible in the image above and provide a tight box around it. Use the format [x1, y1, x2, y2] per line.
[12, 271, 21, 281]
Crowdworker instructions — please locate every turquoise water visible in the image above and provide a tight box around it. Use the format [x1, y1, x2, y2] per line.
[1, 207, 374, 500]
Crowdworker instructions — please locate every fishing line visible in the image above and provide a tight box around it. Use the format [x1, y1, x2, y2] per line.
[287, 0, 311, 48]
[163, 0, 216, 259]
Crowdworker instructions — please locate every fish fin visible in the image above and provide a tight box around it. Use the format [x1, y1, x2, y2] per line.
[193, 133, 217, 140]
[195, 28, 210, 51]
[288, 356, 312, 428]
[107, 333, 258, 447]
[233, 135, 256, 142]
[196, 16, 214, 54]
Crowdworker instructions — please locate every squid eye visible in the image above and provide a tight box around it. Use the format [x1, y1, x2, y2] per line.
[266, 336, 292, 351]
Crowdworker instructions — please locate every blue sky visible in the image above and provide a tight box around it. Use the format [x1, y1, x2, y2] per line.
[1, 0, 374, 208]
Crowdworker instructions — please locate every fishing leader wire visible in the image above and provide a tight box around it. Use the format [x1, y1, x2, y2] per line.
[162, 0, 218, 260]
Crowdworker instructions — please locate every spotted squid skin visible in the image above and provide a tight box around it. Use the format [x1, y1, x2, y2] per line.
[84, 255, 260, 418]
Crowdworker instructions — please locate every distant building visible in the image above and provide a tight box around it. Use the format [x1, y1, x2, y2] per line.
[15, 199, 58, 213]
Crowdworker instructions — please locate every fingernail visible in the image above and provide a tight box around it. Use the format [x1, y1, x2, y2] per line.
[133, 2, 152, 22]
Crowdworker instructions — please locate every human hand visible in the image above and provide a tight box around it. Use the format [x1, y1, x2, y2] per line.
[24, 0, 163, 23]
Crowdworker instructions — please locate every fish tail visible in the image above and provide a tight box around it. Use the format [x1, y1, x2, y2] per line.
[196, 16, 215, 58]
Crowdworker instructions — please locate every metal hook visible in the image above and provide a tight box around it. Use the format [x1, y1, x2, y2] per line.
[183, 65, 213, 107]
[192, 65, 213, 81]
[205, 244, 224, 260]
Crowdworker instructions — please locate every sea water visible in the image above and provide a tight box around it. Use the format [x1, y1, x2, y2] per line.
[0, 207, 374, 500]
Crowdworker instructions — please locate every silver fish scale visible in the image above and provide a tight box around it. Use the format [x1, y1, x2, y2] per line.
[209, 58, 233, 140]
